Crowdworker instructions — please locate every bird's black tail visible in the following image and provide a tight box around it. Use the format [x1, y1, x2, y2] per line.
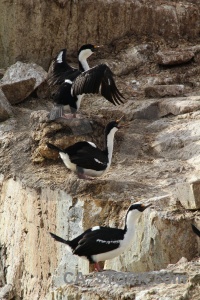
[46, 143, 62, 152]
[50, 232, 71, 246]
[191, 224, 200, 237]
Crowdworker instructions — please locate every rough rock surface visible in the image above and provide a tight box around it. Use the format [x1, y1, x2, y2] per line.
[175, 180, 200, 209]
[145, 84, 185, 98]
[156, 50, 195, 66]
[1, 78, 36, 105]
[0, 1, 200, 300]
[46, 260, 200, 300]
[0, 90, 13, 121]
[158, 96, 200, 117]
[1, 0, 200, 69]
[1, 85, 200, 299]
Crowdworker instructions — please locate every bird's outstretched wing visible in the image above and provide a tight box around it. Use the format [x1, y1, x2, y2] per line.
[71, 64, 125, 105]
[47, 49, 77, 86]
[192, 224, 200, 237]
[73, 227, 124, 257]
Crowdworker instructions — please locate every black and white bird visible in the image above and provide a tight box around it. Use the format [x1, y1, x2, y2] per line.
[47, 44, 124, 120]
[191, 224, 200, 237]
[50, 203, 151, 271]
[46, 116, 126, 180]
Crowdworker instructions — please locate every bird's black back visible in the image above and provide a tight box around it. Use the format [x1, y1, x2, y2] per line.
[73, 227, 125, 260]
[69, 227, 103, 250]
[64, 141, 108, 171]
[52, 80, 77, 109]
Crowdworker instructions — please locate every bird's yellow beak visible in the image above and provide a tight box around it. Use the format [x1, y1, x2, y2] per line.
[94, 45, 104, 49]
[116, 115, 129, 128]
[141, 203, 152, 210]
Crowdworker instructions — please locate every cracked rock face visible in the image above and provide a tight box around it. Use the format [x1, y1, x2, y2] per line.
[1, 1, 200, 300]
[1, 0, 200, 69]
[46, 260, 200, 300]
[145, 85, 185, 98]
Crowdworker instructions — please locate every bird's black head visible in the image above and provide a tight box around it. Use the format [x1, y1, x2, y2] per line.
[105, 115, 128, 136]
[124, 203, 152, 231]
[105, 120, 120, 136]
[78, 44, 100, 55]
[128, 203, 152, 213]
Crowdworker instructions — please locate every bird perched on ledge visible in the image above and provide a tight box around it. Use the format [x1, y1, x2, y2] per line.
[46, 116, 127, 180]
[47, 44, 124, 120]
[50, 203, 151, 272]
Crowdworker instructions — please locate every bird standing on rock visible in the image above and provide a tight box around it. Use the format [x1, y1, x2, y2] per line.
[50, 203, 152, 272]
[47, 44, 124, 120]
[46, 116, 127, 180]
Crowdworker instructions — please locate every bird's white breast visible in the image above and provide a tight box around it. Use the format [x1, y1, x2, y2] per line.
[59, 152, 105, 177]
[76, 94, 84, 109]
[59, 152, 76, 172]
[91, 228, 135, 263]
[82, 168, 105, 177]
[91, 243, 125, 262]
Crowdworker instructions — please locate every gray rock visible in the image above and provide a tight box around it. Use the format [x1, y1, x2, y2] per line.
[46, 261, 200, 300]
[0, 69, 5, 78]
[0, 284, 14, 300]
[114, 44, 149, 76]
[0, 89, 13, 121]
[56, 118, 93, 135]
[152, 136, 184, 153]
[158, 96, 200, 117]
[145, 85, 185, 98]
[175, 180, 200, 209]
[1, 78, 36, 105]
[133, 102, 159, 120]
[156, 50, 194, 65]
[0, 61, 47, 104]
[1, 1, 199, 69]
[36, 81, 50, 99]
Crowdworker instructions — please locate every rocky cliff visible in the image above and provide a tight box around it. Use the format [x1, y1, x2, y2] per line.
[1, 0, 200, 69]
[0, 1, 200, 300]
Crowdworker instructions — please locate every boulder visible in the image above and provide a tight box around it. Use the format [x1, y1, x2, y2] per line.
[1, 78, 36, 105]
[158, 96, 200, 117]
[0, 62, 47, 104]
[0, 89, 13, 121]
[0, 69, 5, 78]
[47, 261, 200, 300]
[145, 85, 185, 98]
[111, 44, 150, 76]
[156, 50, 194, 66]
[175, 180, 200, 209]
